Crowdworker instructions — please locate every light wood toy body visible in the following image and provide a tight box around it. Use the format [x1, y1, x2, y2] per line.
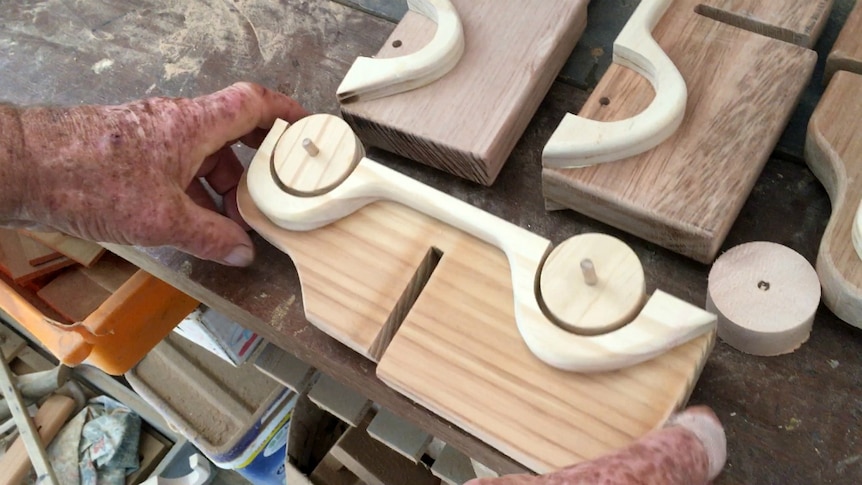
[805, 71, 862, 328]
[340, 0, 589, 185]
[239, 115, 716, 472]
[542, 0, 827, 263]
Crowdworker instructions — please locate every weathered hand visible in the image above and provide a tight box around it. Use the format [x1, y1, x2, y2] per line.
[467, 406, 726, 485]
[3, 82, 307, 266]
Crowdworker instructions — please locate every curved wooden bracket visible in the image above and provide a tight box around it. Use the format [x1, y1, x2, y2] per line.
[542, 0, 687, 168]
[336, 0, 465, 103]
[245, 116, 715, 372]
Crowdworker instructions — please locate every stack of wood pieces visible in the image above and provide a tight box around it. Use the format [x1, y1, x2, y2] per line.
[0, 228, 136, 324]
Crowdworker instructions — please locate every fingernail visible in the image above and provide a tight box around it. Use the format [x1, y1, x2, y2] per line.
[224, 245, 254, 267]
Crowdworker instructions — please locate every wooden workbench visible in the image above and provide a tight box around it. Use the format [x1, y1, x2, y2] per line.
[1, 1, 861, 483]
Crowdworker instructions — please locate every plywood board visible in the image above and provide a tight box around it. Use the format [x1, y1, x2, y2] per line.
[543, 1, 816, 263]
[804, 70, 862, 328]
[237, 178, 715, 474]
[826, 0, 862, 82]
[36, 268, 112, 322]
[0, 229, 75, 284]
[16, 234, 62, 266]
[696, 0, 833, 47]
[340, 0, 588, 185]
[21, 231, 105, 267]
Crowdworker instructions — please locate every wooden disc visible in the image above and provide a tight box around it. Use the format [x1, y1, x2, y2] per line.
[538, 233, 646, 335]
[706, 242, 821, 356]
[271, 114, 365, 196]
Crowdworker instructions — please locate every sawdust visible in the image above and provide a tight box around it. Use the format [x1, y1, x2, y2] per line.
[271, 294, 297, 323]
[91, 58, 114, 74]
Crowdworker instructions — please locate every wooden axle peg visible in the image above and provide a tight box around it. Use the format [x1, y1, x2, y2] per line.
[706, 242, 821, 356]
[580, 258, 598, 286]
[302, 138, 320, 156]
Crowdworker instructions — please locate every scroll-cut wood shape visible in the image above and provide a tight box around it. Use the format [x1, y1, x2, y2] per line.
[336, 0, 464, 104]
[246, 116, 716, 372]
[805, 70, 862, 328]
[696, 0, 833, 48]
[340, 0, 588, 185]
[238, 117, 716, 473]
[542, 0, 818, 263]
[543, 0, 688, 168]
[825, 0, 862, 84]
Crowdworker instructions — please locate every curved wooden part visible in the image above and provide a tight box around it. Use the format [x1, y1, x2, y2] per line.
[246, 118, 716, 371]
[542, 0, 686, 168]
[804, 70, 862, 328]
[336, 0, 465, 103]
[0, 279, 92, 366]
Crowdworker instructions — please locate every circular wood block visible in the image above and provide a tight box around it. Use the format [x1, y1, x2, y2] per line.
[539, 233, 646, 335]
[706, 242, 821, 356]
[271, 114, 365, 196]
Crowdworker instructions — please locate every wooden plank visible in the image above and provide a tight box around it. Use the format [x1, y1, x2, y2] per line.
[431, 445, 476, 485]
[21, 231, 105, 267]
[16, 234, 62, 266]
[125, 428, 172, 485]
[310, 453, 362, 485]
[366, 408, 433, 464]
[37, 268, 112, 322]
[805, 70, 862, 328]
[307, 374, 372, 428]
[254, 343, 317, 394]
[0, 229, 75, 284]
[341, 0, 588, 185]
[826, 0, 862, 82]
[696, 0, 833, 47]
[329, 414, 440, 485]
[542, 1, 816, 263]
[237, 172, 714, 474]
[78, 252, 138, 293]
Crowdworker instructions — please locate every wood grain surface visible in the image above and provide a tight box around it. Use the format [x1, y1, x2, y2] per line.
[697, 0, 833, 47]
[826, 0, 862, 83]
[238, 170, 714, 473]
[805, 70, 862, 328]
[341, 0, 588, 185]
[543, 1, 817, 263]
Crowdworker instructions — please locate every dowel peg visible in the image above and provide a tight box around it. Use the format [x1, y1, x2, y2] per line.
[580, 259, 598, 286]
[302, 138, 320, 156]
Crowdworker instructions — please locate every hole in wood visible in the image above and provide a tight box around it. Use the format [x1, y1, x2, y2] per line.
[758, 280, 770, 291]
[392, 39, 403, 48]
[599, 97, 610, 106]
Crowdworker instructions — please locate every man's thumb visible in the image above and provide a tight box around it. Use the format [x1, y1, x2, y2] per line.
[172, 196, 255, 267]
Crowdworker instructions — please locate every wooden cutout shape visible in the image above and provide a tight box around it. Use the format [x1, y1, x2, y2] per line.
[542, 0, 818, 263]
[825, 0, 862, 84]
[696, 0, 833, 48]
[805, 70, 862, 328]
[543, 0, 687, 168]
[336, 0, 464, 103]
[245, 115, 716, 372]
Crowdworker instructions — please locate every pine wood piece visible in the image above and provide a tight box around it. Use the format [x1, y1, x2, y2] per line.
[826, 0, 862, 83]
[543, 0, 688, 168]
[21, 231, 105, 267]
[37, 268, 113, 322]
[538, 234, 645, 334]
[696, 0, 833, 48]
[706, 242, 820, 356]
[254, 343, 316, 394]
[0, 349, 66, 485]
[310, 453, 362, 485]
[78, 252, 138, 293]
[307, 374, 372, 427]
[237, 123, 716, 473]
[542, 2, 817, 263]
[249, 118, 716, 372]
[431, 445, 476, 485]
[340, 0, 589, 185]
[0, 229, 75, 284]
[16, 234, 62, 266]
[366, 408, 433, 464]
[805, 70, 862, 328]
[329, 414, 440, 485]
[336, 0, 464, 103]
